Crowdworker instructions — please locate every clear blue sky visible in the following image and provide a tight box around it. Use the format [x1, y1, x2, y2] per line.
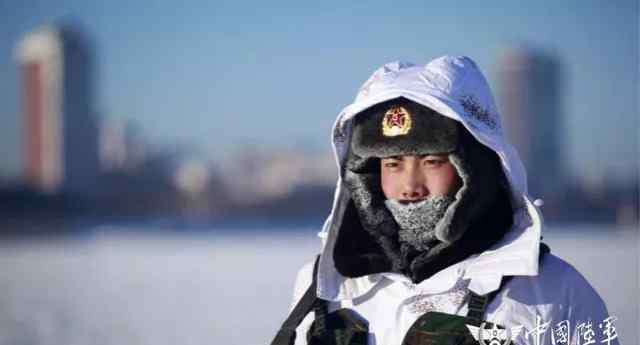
[0, 1, 637, 183]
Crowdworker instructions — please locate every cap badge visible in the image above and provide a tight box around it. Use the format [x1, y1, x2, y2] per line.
[382, 106, 412, 137]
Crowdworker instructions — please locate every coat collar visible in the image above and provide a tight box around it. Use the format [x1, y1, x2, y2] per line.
[316, 194, 542, 300]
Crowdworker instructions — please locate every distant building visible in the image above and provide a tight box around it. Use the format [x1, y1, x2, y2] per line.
[222, 147, 336, 205]
[496, 47, 564, 200]
[99, 118, 146, 172]
[15, 25, 99, 194]
[99, 119, 127, 172]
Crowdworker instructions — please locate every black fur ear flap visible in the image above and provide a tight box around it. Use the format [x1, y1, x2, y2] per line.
[343, 152, 379, 175]
[333, 198, 393, 277]
[433, 129, 506, 244]
[341, 169, 405, 273]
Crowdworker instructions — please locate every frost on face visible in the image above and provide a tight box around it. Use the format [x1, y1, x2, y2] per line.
[384, 196, 454, 251]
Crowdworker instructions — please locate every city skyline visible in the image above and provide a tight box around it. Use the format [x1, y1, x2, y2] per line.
[0, 1, 637, 185]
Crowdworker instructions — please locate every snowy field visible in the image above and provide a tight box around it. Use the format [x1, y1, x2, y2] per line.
[0, 224, 636, 345]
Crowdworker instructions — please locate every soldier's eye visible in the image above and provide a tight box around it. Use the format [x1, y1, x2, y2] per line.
[424, 159, 445, 167]
[384, 162, 399, 168]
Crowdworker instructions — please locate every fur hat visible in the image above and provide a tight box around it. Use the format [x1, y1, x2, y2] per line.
[349, 98, 459, 163]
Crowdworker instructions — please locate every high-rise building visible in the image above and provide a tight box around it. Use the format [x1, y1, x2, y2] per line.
[15, 25, 98, 194]
[99, 118, 147, 172]
[496, 47, 564, 200]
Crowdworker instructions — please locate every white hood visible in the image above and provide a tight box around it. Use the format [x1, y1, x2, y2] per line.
[316, 56, 543, 301]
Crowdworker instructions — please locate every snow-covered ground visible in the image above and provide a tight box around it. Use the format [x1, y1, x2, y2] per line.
[0, 224, 636, 345]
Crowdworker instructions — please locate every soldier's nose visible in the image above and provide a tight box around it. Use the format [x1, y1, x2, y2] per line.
[401, 171, 427, 201]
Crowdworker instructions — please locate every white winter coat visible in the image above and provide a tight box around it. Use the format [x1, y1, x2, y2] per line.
[289, 56, 618, 345]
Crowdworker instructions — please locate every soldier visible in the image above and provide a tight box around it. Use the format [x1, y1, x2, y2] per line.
[272, 56, 618, 345]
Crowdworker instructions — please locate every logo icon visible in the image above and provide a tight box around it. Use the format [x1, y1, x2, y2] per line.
[382, 106, 412, 137]
[466, 322, 523, 345]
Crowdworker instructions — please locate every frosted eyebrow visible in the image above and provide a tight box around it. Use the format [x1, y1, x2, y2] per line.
[420, 154, 448, 159]
[385, 156, 403, 160]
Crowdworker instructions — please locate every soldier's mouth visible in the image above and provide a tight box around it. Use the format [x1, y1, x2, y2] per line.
[396, 199, 427, 205]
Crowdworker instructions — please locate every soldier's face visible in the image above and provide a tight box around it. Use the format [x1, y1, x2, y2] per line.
[380, 154, 461, 202]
